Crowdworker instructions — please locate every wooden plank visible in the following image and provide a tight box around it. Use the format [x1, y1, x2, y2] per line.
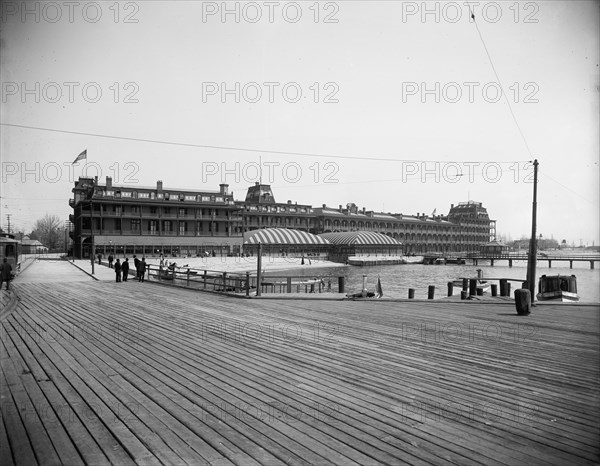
[6, 279, 600, 466]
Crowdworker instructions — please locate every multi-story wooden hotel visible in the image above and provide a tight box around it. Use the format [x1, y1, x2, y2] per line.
[69, 177, 495, 258]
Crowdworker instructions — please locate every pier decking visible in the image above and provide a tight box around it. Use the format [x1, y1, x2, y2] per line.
[1, 261, 599, 465]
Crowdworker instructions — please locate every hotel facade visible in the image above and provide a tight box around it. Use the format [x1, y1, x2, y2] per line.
[69, 177, 495, 258]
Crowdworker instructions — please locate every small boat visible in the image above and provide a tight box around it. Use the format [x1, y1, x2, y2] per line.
[346, 277, 383, 299]
[537, 274, 579, 302]
[452, 269, 489, 293]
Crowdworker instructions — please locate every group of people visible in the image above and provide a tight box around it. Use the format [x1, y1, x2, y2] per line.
[113, 255, 147, 283]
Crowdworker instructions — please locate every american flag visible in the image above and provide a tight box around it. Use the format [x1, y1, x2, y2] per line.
[72, 149, 87, 164]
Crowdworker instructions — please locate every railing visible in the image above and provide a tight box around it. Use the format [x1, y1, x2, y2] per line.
[144, 264, 345, 295]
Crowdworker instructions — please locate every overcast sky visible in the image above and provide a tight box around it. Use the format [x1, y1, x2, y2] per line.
[1, 1, 598, 245]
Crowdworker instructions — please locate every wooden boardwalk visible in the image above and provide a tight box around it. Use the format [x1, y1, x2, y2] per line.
[1, 263, 599, 465]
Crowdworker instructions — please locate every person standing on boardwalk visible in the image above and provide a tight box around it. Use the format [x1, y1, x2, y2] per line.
[139, 257, 147, 282]
[133, 255, 140, 281]
[115, 259, 122, 282]
[122, 258, 129, 281]
[97, 253, 102, 265]
[108, 254, 114, 268]
[0, 258, 13, 290]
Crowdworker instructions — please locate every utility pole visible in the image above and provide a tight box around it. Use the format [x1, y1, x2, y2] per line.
[6, 214, 11, 234]
[526, 159, 539, 299]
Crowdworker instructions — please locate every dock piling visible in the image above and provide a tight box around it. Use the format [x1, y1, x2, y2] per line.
[408, 288, 415, 299]
[428, 285, 435, 300]
[469, 279, 477, 296]
[491, 283, 498, 297]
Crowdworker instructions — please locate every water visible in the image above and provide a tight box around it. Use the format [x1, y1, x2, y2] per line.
[271, 261, 600, 303]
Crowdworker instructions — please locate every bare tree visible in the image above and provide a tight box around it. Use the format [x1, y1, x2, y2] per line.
[31, 214, 63, 250]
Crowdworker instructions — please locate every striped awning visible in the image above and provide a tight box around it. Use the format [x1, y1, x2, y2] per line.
[243, 228, 330, 246]
[318, 231, 402, 246]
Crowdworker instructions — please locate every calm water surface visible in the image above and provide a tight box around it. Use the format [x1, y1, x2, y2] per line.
[269, 260, 600, 303]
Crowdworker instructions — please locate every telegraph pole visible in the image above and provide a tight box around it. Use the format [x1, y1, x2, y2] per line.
[526, 159, 539, 299]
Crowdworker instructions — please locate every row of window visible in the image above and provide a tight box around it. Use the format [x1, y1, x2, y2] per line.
[97, 189, 229, 203]
[244, 205, 313, 214]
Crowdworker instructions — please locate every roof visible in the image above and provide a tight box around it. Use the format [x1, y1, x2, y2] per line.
[22, 239, 44, 246]
[243, 229, 330, 245]
[318, 231, 402, 246]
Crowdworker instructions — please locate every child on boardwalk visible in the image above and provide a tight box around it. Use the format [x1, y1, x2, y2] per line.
[115, 259, 122, 282]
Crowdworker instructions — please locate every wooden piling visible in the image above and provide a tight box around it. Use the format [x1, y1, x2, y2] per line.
[428, 285, 435, 300]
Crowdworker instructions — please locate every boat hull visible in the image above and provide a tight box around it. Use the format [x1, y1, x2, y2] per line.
[536, 291, 579, 302]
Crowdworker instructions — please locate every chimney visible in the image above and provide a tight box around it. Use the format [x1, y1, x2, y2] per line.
[157, 180, 163, 192]
[287, 200, 292, 204]
[219, 183, 229, 195]
[362, 207, 366, 214]
[339, 204, 342, 213]
[451, 204, 454, 209]
[106, 176, 112, 189]
[322, 204, 326, 208]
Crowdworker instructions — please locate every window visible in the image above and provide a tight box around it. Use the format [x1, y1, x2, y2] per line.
[179, 208, 187, 216]
[179, 221, 186, 234]
[202, 196, 211, 202]
[131, 219, 141, 231]
[185, 195, 196, 201]
[122, 191, 132, 198]
[148, 220, 157, 234]
[131, 206, 139, 214]
[163, 220, 172, 232]
[215, 196, 224, 202]
[164, 207, 171, 214]
[150, 207, 157, 214]
[139, 192, 150, 199]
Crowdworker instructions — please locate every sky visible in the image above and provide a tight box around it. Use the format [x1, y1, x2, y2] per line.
[1, 0, 598, 245]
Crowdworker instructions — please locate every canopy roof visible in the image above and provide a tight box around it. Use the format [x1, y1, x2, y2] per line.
[319, 231, 402, 246]
[243, 228, 330, 245]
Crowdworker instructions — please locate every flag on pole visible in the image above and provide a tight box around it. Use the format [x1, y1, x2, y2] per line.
[72, 149, 87, 164]
[375, 276, 383, 298]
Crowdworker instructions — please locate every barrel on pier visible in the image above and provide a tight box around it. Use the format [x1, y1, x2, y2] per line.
[514, 289, 531, 315]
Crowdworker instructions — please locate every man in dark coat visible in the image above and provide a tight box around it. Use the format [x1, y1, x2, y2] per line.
[115, 259, 122, 282]
[133, 255, 140, 281]
[122, 258, 129, 281]
[139, 257, 147, 282]
[0, 258, 13, 290]
[108, 255, 114, 268]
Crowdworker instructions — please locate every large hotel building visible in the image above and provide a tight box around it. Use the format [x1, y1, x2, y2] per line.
[69, 176, 495, 259]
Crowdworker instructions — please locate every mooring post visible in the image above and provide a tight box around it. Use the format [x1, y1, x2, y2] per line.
[408, 288, 415, 299]
[338, 276, 345, 294]
[469, 279, 477, 296]
[447, 281, 453, 297]
[428, 285, 435, 299]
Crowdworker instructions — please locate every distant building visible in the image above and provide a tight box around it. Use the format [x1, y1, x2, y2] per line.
[69, 176, 243, 259]
[447, 201, 496, 251]
[69, 177, 495, 258]
[21, 238, 47, 254]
